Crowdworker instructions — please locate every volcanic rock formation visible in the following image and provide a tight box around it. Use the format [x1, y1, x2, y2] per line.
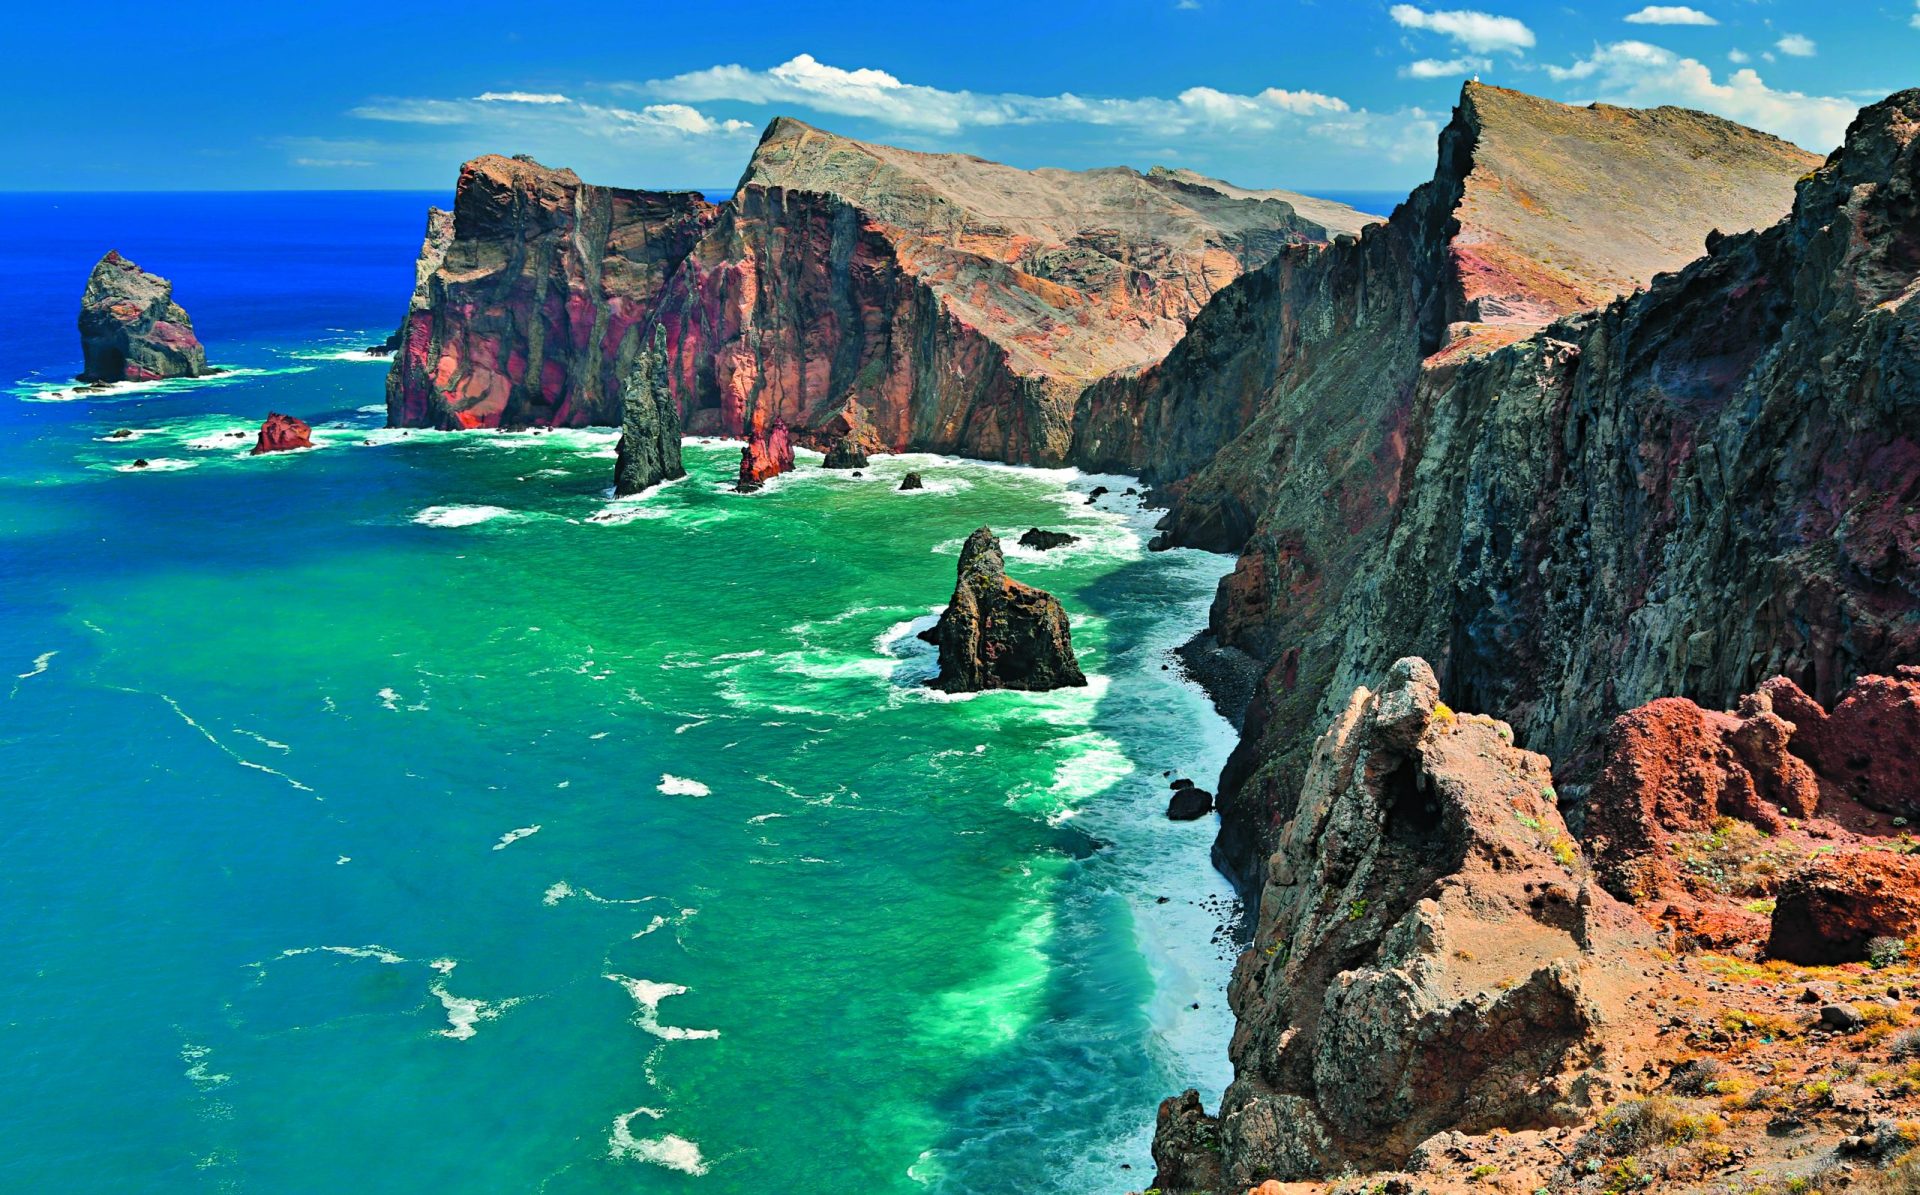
[922, 528, 1086, 693]
[734, 421, 794, 492]
[384, 156, 717, 428]
[1153, 659, 1657, 1187]
[821, 437, 868, 469]
[386, 123, 1370, 454]
[613, 327, 685, 496]
[1157, 84, 1911, 894]
[250, 413, 312, 455]
[77, 252, 208, 382]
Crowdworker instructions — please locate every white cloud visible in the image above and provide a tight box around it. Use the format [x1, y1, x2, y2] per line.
[1388, 5, 1535, 54]
[643, 54, 1353, 137]
[352, 94, 754, 140]
[1402, 57, 1491, 79]
[1547, 40, 1856, 149]
[475, 92, 571, 105]
[1912, 1, 1919, 30]
[1728, 49, 1750, 64]
[1624, 6, 1717, 25]
[1775, 34, 1817, 57]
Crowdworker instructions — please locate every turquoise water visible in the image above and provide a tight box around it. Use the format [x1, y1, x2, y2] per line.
[0, 196, 1238, 1191]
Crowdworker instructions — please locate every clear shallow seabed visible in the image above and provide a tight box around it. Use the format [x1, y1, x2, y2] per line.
[0, 194, 1240, 1192]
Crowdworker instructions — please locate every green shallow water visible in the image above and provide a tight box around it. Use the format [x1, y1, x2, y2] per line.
[1, 365, 1240, 1192]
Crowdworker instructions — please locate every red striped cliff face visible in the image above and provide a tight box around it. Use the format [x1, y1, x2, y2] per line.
[384, 124, 1370, 467]
[384, 155, 717, 429]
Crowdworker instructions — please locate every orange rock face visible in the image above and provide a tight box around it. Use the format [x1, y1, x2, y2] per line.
[1769, 851, 1920, 965]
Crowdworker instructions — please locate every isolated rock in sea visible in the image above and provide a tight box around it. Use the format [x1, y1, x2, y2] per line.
[613, 326, 685, 496]
[1166, 83, 1910, 895]
[384, 157, 716, 428]
[77, 251, 208, 382]
[1017, 528, 1077, 551]
[1166, 787, 1213, 820]
[1769, 851, 1920, 965]
[898, 472, 924, 491]
[250, 413, 313, 455]
[923, 528, 1087, 693]
[822, 437, 869, 469]
[734, 421, 794, 492]
[1164, 659, 1656, 1186]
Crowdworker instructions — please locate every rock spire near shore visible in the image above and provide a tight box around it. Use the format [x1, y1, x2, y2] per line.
[612, 327, 685, 497]
[77, 251, 208, 382]
[922, 528, 1086, 693]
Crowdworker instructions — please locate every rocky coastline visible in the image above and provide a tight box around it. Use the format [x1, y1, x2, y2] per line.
[375, 80, 1920, 1194]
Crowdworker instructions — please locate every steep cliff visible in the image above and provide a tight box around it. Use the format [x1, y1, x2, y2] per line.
[389, 122, 1369, 454]
[1153, 660, 1658, 1187]
[77, 251, 208, 382]
[1116, 85, 1844, 890]
[384, 155, 717, 428]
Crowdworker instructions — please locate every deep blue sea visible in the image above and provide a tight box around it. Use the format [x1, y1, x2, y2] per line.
[0, 193, 1243, 1192]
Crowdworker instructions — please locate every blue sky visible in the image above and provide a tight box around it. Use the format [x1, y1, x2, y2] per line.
[7, 1, 1915, 193]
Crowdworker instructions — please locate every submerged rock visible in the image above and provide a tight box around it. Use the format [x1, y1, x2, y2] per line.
[77, 251, 208, 382]
[922, 528, 1087, 693]
[1161, 658, 1657, 1186]
[898, 472, 924, 491]
[250, 413, 313, 455]
[735, 422, 794, 492]
[613, 327, 685, 496]
[1017, 528, 1078, 551]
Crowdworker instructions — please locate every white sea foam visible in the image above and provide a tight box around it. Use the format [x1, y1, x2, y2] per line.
[114, 458, 197, 473]
[657, 774, 710, 797]
[493, 825, 541, 850]
[542, 881, 575, 906]
[180, 1043, 231, 1088]
[155, 693, 315, 794]
[10, 365, 308, 404]
[290, 348, 390, 364]
[411, 504, 517, 528]
[16, 650, 56, 680]
[605, 974, 721, 1041]
[184, 429, 256, 451]
[609, 1108, 709, 1174]
[429, 969, 519, 1040]
[356, 404, 386, 415]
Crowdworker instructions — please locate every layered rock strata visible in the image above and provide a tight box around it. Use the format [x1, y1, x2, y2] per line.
[922, 528, 1087, 692]
[77, 251, 208, 382]
[384, 156, 717, 428]
[386, 125, 1370, 454]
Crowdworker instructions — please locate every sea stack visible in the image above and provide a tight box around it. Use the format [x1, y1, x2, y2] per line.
[250, 413, 312, 455]
[735, 422, 794, 492]
[922, 528, 1087, 692]
[612, 327, 685, 496]
[822, 437, 869, 469]
[77, 252, 208, 382]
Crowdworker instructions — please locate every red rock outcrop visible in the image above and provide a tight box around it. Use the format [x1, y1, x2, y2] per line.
[1155, 659, 1657, 1186]
[250, 413, 312, 455]
[733, 421, 794, 492]
[1584, 692, 1821, 903]
[1761, 670, 1920, 818]
[384, 155, 718, 429]
[77, 251, 209, 382]
[1769, 851, 1920, 965]
[922, 528, 1087, 692]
